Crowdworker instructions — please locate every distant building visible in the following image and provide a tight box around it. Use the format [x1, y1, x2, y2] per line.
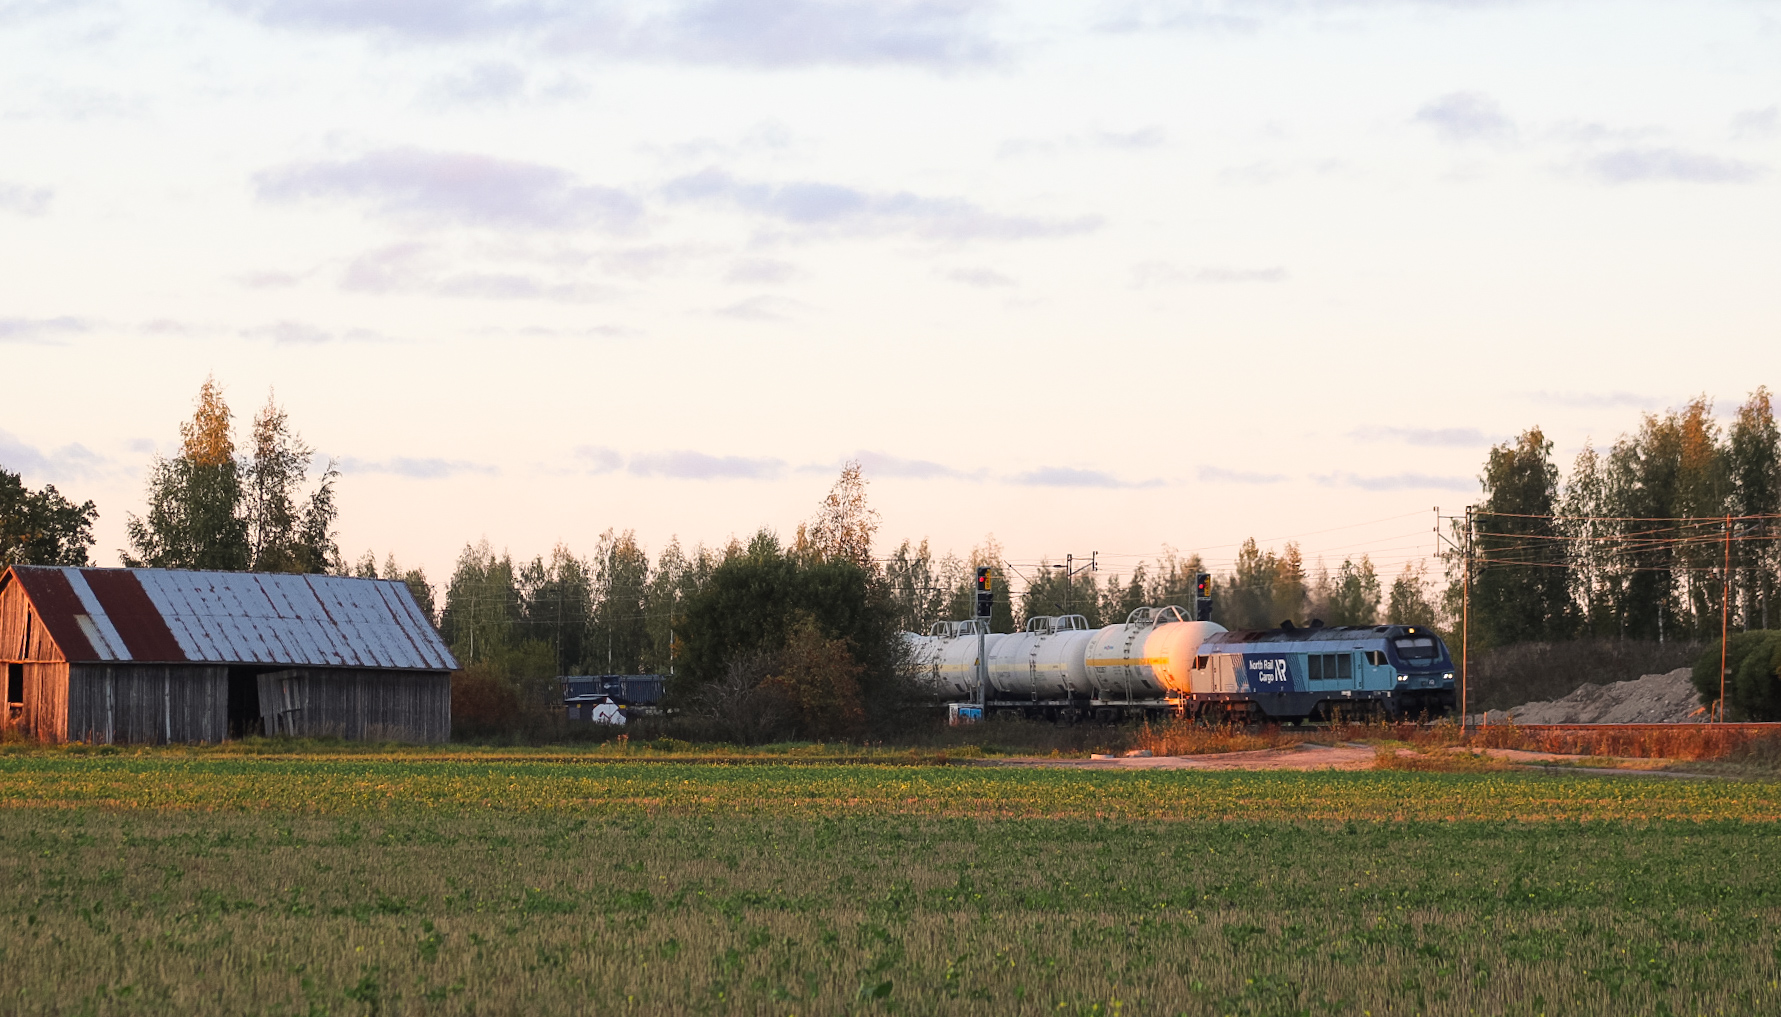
[1, 566, 457, 744]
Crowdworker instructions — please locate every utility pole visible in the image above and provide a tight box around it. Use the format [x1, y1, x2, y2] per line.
[1721, 514, 1731, 723]
[1054, 552, 1098, 616]
[974, 566, 994, 709]
[1462, 505, 1473, 734]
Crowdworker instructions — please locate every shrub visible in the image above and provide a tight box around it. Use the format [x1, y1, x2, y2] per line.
[1694, 631, 1781, 720]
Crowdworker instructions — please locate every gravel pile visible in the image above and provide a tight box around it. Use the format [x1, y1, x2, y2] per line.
[1479, 668, 1705, 725]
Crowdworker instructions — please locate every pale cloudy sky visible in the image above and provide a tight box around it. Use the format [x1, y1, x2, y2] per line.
[2, 0, 1777, 591]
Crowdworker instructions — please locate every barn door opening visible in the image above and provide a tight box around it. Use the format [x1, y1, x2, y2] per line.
[226, 667, 264, 738]
[6, 663, 21, 726]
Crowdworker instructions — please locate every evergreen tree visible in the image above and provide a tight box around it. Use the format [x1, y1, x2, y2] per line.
[1020, 560, 1101, 627]
[1728, 388, 1780, 629]
[1324, 556, 1381, 626]
[883, 538, 951, 634]
[1215, 539, 1306, 630]
[1386, 561, 1441, 629]
[1472, 427, 1573, 646]
[438, 540, 523, 666]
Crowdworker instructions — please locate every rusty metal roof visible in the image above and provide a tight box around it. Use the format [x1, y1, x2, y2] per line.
[3, 566, 458, 670]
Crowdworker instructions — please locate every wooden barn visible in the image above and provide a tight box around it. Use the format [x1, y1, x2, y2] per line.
[0, 566, 458, 744]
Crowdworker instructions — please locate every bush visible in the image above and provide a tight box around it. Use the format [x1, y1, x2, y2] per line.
[672, 534, 913, 735]
[1694, 631, 1781, 720]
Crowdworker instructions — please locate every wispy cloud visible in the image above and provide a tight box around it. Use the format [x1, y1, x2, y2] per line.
[0, 182, 51, 216]
[341, 243, 606, 302]
[1009, 466, 1161, 489]
[1198, 465, 1286, 484]
[574, 445, 624, 474]
[725, 257, 800, 284]
[1131, 261, 1285, 287]
[998, 126, 1166, 158]
[226, 0, 1002, 69]
[1351, 425, 1492, 447]
[0, 428, 110, 482]
[629, 450, 785, 480]
[424, 61, 530, 105]
[236, 269, 309, 288]
[1414, 92, 1513, 143]
[715, 295, 801, 321]
[941, 267, 1015, 287]
[1315, 471, 1475, 493]
[339, 456, 498, 479]
[241, 320, 394, 344]
[1585, 147, 1762, 185]
[1732, 106, 1779, 141]
[256, 148, 645, 233]
[1195, 266, 1286, 283]
[852, 450, 985, 481]
[1531, 390, 1660, 409]
[0, 316, 87, 344]
[663, 168, 1099, 242]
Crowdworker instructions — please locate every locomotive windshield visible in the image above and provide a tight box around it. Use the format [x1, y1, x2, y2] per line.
[1393, 637, 1440, 661]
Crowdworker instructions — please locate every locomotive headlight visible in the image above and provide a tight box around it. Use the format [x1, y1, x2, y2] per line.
[1395, 673, 1407, 682]
[1442, 672, 1454, 682]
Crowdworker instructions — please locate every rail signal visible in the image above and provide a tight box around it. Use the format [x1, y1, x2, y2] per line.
[1194, 571, 1213, 622]
[974, 566, 994, 619]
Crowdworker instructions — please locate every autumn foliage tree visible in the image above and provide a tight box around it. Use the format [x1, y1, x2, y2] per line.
[125, 379, 339, 573]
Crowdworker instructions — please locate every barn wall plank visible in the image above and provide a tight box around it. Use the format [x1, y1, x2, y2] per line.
[259, 668, 449, 743]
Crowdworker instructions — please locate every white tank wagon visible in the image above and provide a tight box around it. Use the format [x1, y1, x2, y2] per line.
[985, 615, 1096, 700]
[903, 619, 1004, 699]
[1086, 606, 1228, 702]
[900, 606, 1223, 719]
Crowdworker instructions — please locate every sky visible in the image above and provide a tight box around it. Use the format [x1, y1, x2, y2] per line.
[2, 0, 1777, 596]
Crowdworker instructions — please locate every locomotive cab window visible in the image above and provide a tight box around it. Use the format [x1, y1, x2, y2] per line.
[1393, 637, 1439, 661]
[1366, 651, 1388, 667]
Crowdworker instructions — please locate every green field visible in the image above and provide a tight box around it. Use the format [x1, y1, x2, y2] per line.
[2, 751, 1779, 1015]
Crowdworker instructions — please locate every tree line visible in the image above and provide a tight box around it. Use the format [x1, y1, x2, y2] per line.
[1463, 389, 1779, 648]
[11, 377, 1780, 726]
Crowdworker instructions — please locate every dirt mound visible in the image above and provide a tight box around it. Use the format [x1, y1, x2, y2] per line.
[1481, 668, 1704, 725]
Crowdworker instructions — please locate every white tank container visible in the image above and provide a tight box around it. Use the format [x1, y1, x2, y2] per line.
[987, 616, 1095, 699]
[899, 631, 946, 696]
[1086, 607, 1228, 700]
[913, 620, 1003, 700]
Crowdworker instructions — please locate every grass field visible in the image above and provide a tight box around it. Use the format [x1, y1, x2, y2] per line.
[3, 749, 1780, 1015]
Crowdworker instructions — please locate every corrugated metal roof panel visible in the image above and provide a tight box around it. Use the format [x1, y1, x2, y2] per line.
[2, 566, 457, 670]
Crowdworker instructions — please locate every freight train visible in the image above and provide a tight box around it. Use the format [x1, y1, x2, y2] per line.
[902, 607, 1455, 721]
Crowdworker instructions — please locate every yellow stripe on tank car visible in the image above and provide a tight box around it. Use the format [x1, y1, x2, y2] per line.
[1084, 657, 1169, 667]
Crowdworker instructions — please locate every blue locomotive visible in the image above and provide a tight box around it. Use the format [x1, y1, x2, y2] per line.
[1189, 623, 1455, 721]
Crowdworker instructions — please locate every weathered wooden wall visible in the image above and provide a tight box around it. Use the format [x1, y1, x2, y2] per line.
[67, 664, 228, 744]
[258, 669, 450, 743]
[3, 573, 69, 740]
[0, 574, 65, 662]
[4, 662, 69, 741]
